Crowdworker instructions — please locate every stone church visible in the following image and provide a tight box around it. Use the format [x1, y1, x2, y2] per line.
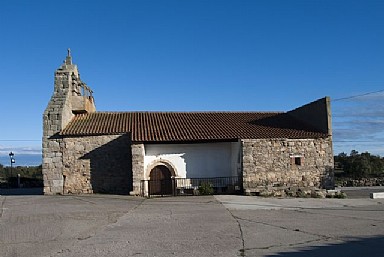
[42, 51, 334, 196]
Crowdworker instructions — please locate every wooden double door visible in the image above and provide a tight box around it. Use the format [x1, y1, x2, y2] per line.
[149, 165, 173, 195]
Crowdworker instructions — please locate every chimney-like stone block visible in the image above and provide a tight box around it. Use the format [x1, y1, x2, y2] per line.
[72, 96, 96, 114]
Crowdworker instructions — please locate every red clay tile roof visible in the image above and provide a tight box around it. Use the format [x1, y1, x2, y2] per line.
[60, 112, 327, 142]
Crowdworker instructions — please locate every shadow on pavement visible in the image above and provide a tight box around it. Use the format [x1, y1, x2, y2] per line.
[265, 236, 384, 257]
[0, 187, 43, 196]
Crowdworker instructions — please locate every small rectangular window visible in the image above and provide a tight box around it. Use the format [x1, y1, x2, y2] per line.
[290, 155, 303, 166]
[294, 157, 301, 166]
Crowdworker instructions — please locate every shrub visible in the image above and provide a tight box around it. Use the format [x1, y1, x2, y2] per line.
[199, 182, 214, 195]
[326, 191, 347, 199]
[334, 192, 347, 199]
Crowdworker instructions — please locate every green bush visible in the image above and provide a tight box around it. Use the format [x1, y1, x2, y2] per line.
[326, 192, 347, 199]
[334, 192, 347, 199]
[199, 182, 214, 195]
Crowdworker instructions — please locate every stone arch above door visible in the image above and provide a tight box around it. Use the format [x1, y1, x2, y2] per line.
[145, 159, 177, 180]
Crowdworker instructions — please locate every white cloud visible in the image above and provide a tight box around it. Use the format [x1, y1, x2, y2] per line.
[332, 91, 384, 156]
[0, 145, 42, 156]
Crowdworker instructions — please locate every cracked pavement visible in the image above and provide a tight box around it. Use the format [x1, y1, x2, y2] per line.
[218, 195, 384, 256]
[0, 194, 384, 256]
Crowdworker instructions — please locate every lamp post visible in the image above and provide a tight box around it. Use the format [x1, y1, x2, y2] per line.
[9, 152, 15, 178]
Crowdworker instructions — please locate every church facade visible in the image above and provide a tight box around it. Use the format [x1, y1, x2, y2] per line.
[42, 52, 334, 196]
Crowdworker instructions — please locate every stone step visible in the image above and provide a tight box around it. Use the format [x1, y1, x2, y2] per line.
[370, 192, 384, 199]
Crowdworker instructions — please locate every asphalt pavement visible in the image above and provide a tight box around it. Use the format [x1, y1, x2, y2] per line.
[0, 190, 383, 257]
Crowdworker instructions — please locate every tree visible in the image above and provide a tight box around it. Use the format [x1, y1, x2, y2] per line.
[335, 150, 384, 179]
[350, 150, 359, 157]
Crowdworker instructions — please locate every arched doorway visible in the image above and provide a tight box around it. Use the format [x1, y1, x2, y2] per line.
[149, 165, 173, 195]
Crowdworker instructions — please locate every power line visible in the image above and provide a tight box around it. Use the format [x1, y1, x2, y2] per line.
[332, 89, 384, 102]
[0, 140, 41, 142]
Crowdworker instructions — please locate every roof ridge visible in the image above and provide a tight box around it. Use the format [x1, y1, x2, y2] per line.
[79, 111, 284, 114]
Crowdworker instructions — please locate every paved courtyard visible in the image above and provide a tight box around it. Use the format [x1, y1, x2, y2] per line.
[0, 193, 383, 257]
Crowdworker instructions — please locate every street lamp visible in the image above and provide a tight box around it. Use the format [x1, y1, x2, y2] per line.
[9, 152, 15, 177]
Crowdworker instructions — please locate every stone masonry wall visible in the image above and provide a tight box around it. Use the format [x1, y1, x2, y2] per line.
[42, 138, 65, 194]
[43, 52, 96, 195]
[131, 144, 145, 195]
[42, 69, 75, 194]
[242, 137, 334, 193]
[61, 134, 132, 195]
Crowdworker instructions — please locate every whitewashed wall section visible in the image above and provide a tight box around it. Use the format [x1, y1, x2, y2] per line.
[143, 142, 241, 179]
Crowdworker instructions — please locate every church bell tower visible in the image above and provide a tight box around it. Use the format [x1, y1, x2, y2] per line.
[42, 50, 96, 194]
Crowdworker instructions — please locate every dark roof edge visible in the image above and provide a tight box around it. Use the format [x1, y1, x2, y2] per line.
[59, 132, 127, 137]
[132, 138, 239, 144]
[287, 97, 332, 135]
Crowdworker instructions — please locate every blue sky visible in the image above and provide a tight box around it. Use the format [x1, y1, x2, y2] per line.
[0, 0, 383, 165]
